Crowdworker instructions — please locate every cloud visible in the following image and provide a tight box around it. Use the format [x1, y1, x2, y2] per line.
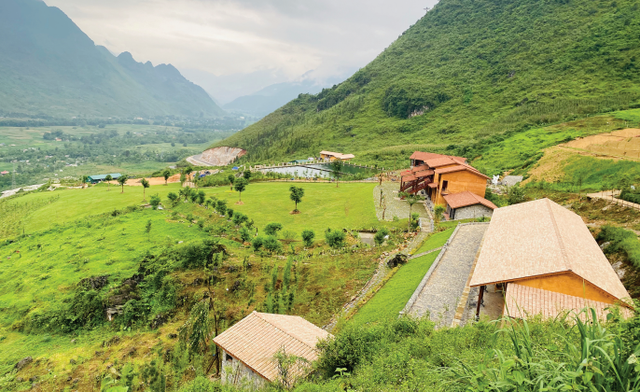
[44, 0, 437, 80]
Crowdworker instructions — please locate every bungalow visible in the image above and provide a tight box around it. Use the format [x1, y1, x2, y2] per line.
[443, 191, 496, 220]
[470, 198, 633, 321]
[213, 311, 331, 389]
[87, 173, 121, 184]
[319, 151, 355, 161]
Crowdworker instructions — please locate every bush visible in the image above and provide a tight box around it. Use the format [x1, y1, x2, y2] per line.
[264, 222, 283, 236]
[149, 194, 161, 210]
[262, 236, 282, 253]
[302, 229, 315, 247]
[232, 212, 248, 226]
[239, 227, 252, 243]
[226, 209, 234, 219]
[252, 236, 264, 252]
[167, 192, 178, 206]
[507, 184, 526, 205]
[374, 228, 389, 246]
[325, 229, 346, 248]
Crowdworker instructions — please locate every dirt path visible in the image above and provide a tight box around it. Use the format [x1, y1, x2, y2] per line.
[587, 190, 640, 210]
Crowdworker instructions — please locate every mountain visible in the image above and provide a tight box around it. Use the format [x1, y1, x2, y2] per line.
[216, 0, 640, 168]
[222, 81, 326, 118]
[0, 0, 225, 119]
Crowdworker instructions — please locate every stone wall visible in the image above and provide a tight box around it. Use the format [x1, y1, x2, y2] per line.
[220, 350, 268, 390]
[452, 204, 493, 220]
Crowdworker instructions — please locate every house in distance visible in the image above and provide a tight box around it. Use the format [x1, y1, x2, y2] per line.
[319, 151, 355, 162]
[213, 311, 331, 388]
[401, 151, 496, 220]
[87, 173, 122, 184]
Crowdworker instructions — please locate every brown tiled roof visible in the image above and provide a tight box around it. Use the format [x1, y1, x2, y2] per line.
[402, 174, 417, 182]
[470, 199, 631, 303]
[415, 169, 435, 178]
[213, 312, 331, 382]
[424, 157, 458, 168]
[435, 164, 490, 179]
[411, 164, 429, 173]
[410, 151, 467, 164]
[444, 191, 497, 210]
[427, 182, 438, 188]
[504, 283, 633, 321]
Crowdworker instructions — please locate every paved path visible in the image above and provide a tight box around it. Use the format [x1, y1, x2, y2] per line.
[374, 182, 430, 223]
[408, 224, 488, 328]
[587, 190, 640, 210]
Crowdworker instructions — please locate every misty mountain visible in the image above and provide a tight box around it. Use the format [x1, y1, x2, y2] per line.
[0, 0, 225, 119]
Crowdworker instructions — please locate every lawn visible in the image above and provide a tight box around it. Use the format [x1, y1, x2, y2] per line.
[351, 251, 439, 325]
[204, 182, 382, 234]
[414, 228, 455, 254]
[0, 208, 210, 328]
[1, 183, 183, 238]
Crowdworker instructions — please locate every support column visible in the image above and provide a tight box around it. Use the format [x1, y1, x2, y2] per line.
[475, 285, 485, 320]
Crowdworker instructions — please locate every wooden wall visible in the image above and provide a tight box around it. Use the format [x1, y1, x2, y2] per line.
[432, 170, 488, 205]
[516, 272, 619, 304]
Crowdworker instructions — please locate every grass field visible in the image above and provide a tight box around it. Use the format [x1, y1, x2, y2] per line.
[0, 183, 183, 237]
[205, 182, 383, 234]
[351, 252, 439, 325]
[414, 228, 455, 255]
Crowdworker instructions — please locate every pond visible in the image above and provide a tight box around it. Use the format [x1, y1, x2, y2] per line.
[259, 163, 376, 179]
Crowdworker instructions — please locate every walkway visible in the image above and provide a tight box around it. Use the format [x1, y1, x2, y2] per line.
[374, 182, 430, 223]
[406, 224, 488, 328]
[587, 190, 640, 210]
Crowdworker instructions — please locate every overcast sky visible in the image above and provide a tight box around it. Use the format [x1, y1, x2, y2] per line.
[45, 0, 438, 101]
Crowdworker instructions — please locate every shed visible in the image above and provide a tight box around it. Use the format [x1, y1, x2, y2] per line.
[87, 173, 121, 184]
[470, 198, 633, 321]
[213, 312, 331, 388]
[443, 191, 496, 220]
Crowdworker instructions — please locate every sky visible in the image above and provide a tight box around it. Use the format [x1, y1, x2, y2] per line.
[45, 0, 438, 102]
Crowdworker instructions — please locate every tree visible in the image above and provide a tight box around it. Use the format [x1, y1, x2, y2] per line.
[434, 205, 445, 224]
[81, 175, 89, 189]
[180, 186, 192, 202]
[167, 192, 178, 206]
[243, 170, 252, 180]
[264, 223, 283, 237]
[374, 227, 390, 246]
[104, 174, 113, 191]
[234, 178, 248, 203]
[141, 178, 150, 202]
[507, 184, 526, 205]
[162, 169, 171, 185]
[228, 174, 235, 190]
[289, 186, 305, 213]
[117, 175, 128, 193]
[400, 192, 420, 231]
[197, 190, 206, 205]
[150, 194, 161, 210]
[330, 160, 343, 187]
[145, 219, 152, 234]
[301, 229, 315, 247]
[325, 229, 346, 248]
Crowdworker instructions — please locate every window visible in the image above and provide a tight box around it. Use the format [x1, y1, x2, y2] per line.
[226, 353, 233, 362]
[442, 180, 449, 192]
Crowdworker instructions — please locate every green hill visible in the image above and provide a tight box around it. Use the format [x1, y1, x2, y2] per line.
[0, 0, 225, 119]
[218, 0, 640, 169]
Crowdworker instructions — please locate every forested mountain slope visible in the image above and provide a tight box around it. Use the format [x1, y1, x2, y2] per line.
[0, 0, 225, 119]
[218, 0, 640, 167]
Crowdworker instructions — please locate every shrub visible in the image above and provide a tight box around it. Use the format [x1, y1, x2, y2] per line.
[507, 184, 526, 205]
[232, 212, 248, 226]
[226, 209, 234, 219]
[252, 236, 264, 252]
[149, 194, 161, 210]
[167, 192, 178, 205]
[301, 230, 315, 247]
[325, 229, 346, 248]
[216, 200, 227, 215]
[264, 222, 283, 236]
[239, 227, 252, 243]
[374, 228, 389, 246]
[262, 236, 282, 253]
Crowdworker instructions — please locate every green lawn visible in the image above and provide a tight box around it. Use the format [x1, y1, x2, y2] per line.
[351, 251, 439, 325]
[0, 209, 210, 328]
[1, 183, 183, 237]
[414, 228, 455, 254]
[204, 182, 382, 234]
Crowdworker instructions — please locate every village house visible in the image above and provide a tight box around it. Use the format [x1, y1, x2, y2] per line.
[87, 173, 121, 184]
[213, 311, 331, 389]
[0, 171, 9, 176]
[470, 198, 633, 321]
[400, 151, 495, 220]
[319, 151, 355, 161]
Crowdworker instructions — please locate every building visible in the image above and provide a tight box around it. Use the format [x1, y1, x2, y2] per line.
[87, 173, 121, 184]
[443, 191, 497, 220]
[0, 171, 9, 176]
[400, 151, 495, 219]
[319, 151, 355, 161]
[469, 198, 633, 321]
[213, 311, 331, 389]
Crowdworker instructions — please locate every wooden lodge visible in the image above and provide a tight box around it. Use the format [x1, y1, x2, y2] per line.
[320, 151, 355, 161]
[401, 152, 495, 219]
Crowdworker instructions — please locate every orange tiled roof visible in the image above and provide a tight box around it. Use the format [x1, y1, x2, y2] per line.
[213, 312, 331, 382]
[504, 283, 633, 321]
[443, 191, 497, 210]
[470, 199, 631, 303]
[415, 169, 435, 178]
[402, 174, 417, 182]
[411, 164, 429, 173]
[435, 164, 490, 179]
[410, 151, 466, 164]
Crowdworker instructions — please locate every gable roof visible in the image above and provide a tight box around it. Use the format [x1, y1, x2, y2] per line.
[470, 199, 631, 302]
[504, 283, 633, 321]
[436, 164, 489, 179]
[410, 151, 466, 164]
[444, 191, 497, 210]
[213, 312, 331, 382]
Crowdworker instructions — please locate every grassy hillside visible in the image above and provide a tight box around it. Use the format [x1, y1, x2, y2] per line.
[0, 0, 225, 119]
[218, 0, 640, 170]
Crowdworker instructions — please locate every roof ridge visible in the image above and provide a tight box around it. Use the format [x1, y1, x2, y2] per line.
[255, 312, 314, 350]
[546, 198, 571, 272]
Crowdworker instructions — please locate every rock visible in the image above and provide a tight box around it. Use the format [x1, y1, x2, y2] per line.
[387, 254, 409, 268]
[192, 278, 203, 286]
[70, 339, 76, 344]
[168, 333, 178, 339]
[69, 359, 76, 365]
[79, 275, 109, 290]
[106, 363, 113, 369]
[95, 351, 104, 357]
[14, 357, 33, 371]
[16, 377, 23, 382]
[72, 378, 79, 384]
[66, 376, 71, 382]
[150, 313, 167, 329]
[599, 241, 611, 250]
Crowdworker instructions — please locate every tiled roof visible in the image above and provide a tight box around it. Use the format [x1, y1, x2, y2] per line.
[470, 199, 631, 303]
[427, 182, 438, 188]
[402, 174, 417, 182]
[410, 151, 467, 164]
[415, 169, 435, 178]
[444, 191, 497, 210]
[504, 283, 633, 321]
[411, 164, 430, 173]
[435, 164, 490, 179]
[424, 157, 458, 168]
[213, 312, 331, 382]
